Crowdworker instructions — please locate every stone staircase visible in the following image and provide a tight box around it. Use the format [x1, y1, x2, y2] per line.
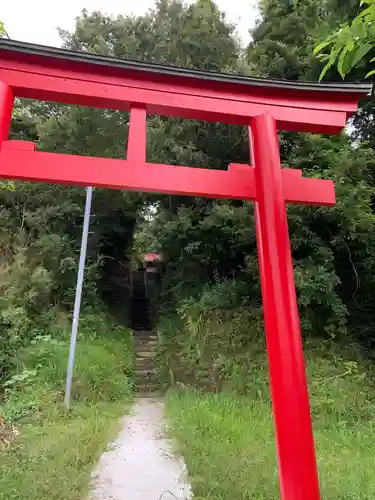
[134, 331, 159, 393]
[130, 268, 159, 393]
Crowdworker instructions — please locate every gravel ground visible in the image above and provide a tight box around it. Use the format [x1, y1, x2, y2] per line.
[89, 398, 192, 500]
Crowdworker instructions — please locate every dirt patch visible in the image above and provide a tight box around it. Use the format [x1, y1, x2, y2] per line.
[0, 416, 19, 448]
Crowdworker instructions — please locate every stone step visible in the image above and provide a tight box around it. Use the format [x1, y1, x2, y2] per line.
[132, 325, 153, 331]
[136, 384, 161, 394]
[135, 351, 155, 358]
[135, 351, 157, 359]
[134, 338, 158, 344]
[136, 375, 158, 385]
[136, 368, 158, 376]
[136, 382, 158, 389]
[135, 352, 155, 360]
[135, 376, 158, 381]
[135, 349, 157, 359]
[134, 343, 158, 352]
[133, 329, 159, 393]
[133, 335, 158, 342]
[135, 357, 155, 370]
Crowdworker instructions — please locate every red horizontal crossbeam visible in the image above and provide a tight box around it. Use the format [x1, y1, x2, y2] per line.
[0, 63, 345, 133]
[0, 141, 335, 205]
[0, 44, 367, 133]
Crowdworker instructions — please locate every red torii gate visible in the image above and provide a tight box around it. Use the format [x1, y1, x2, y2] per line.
[0, 39, 371, 500]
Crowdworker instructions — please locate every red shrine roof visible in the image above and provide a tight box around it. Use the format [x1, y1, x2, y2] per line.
[0, 39, 371, 96]
[0, 39, 372, 134]
[143, 253, 163, 263]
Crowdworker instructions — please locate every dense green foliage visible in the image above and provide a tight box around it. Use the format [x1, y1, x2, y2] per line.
[1, 315, 133, 421]
[315, 0, 375, 80]
[314, 0, 375, 146]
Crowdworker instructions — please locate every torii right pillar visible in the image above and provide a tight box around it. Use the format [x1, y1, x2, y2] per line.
[250, 113, 321, 500]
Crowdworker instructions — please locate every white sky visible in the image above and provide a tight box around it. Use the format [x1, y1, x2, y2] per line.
[2, 0, 258, 48]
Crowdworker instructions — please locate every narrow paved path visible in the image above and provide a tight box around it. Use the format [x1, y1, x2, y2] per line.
[89, 398, 192, 500]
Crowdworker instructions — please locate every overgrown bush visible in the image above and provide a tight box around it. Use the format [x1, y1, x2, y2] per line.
[157, 273, 373, 395]
[157, 278, 262, 390]
[1, 316, 133, 424]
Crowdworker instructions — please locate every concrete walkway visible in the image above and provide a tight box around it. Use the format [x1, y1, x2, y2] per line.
[89, 398, 192, 500]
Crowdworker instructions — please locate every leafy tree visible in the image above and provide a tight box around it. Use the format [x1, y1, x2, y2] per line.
[60, 0, 239, 71]
[314, 1, 375, 151]
[315, 0, 375, 80]
[248, 0, 325, 80]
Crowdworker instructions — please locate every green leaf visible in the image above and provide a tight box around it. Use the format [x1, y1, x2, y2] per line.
[351, 18, 367, 39]
[365, 68, 375, 77]
[317, 54, 331, 62]
[319, 61, 334, 81]
[358, 5, 375, 20]
[347, 36, 355, 52]
[338, 47, 348, 79]
[314, 39, 334, 56]
[347, 43, 374, 72]
[319, 46, 343, 81]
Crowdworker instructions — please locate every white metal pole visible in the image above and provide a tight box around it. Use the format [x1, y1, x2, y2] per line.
[64, 186, 93, 409]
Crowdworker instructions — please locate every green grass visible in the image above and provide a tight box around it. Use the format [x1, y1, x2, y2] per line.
[0, 401, 125, 500]
[165, 343, 375, 499]
[0, 319, 133, 500]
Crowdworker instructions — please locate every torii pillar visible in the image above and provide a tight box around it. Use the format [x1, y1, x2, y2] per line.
[251, 113, 320, 499]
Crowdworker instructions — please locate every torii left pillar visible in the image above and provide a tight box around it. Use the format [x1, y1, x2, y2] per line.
[0, 83, 13, 146]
